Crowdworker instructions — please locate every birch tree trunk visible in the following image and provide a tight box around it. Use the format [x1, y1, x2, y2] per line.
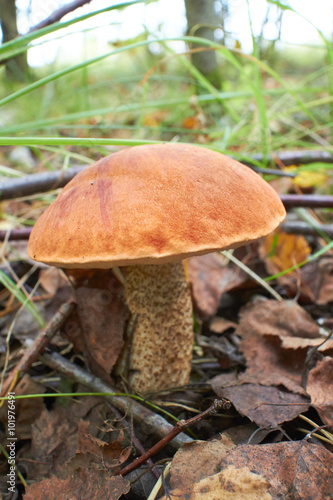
[184, 0, 221, 88]
[0, 0, 28, 81]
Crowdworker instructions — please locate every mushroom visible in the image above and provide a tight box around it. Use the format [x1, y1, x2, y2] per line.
[27, 143, 286, 394]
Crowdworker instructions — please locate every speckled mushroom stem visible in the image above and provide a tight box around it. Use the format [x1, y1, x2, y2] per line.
[123, 261, 194, 394]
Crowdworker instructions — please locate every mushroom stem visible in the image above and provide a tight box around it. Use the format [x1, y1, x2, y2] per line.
[123, 261, 193, 394]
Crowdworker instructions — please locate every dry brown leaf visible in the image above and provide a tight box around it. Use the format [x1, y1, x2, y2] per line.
[29, 397, 102, 480]
[209, 317, 238, 334]
[169, 435, 235, 490]
[73, 419, 130, 469]
[64, 269, 128, 381]
[315, 258, 333, 305]
[239, 299, 319, 339]
[162, 465, 272, 499]
[306, 356, 333, 427]
[211, 380, 309, 427]
[281, 337, 333, 352]
[25, 468, 130, 500]
[0, 375, 45, 440]
[230, 299, 322, 395]
[39, 267, 65, 295]
[220, 441, 333, 500]
[188, 253, 247, 318]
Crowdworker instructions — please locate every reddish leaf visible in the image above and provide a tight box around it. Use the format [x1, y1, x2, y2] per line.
[211, 380, 309, 427]
[306, 356, 333, 426]
[25, 468, 130, 500]
[220, 441, 333, 500]
[188, 253, 247, 318]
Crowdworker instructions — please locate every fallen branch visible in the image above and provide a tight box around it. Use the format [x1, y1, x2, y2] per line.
[250, 150, 333, 166]
[107, 402, 160, 480]
[0, 166, 86, 201]
[41, 351, 193, 449]
[280, 194, 333, 209]
[281, 222, 333, 238]
[28, 0, 93, 33]
[0, 228, 32, 241]
[118, 398, 230, 477]
[0, 301, 75, 397]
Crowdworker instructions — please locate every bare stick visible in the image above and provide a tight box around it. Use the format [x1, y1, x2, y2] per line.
[250, 150, 333, 166]
[0, 166, 86, 201]
[41, 351, 193, 449]
[0, 228, 32, 241]
[281, 222, 333, 238]
[118, 399, 231, 477]
[107, 402, 160, 479]
[0, 301, 75, 397]
[28, 0, 93, 33]
[280, 194, 333, 209]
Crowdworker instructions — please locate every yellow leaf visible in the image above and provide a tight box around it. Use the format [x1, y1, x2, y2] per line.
[283, 166, 327, 188]
[260, 230, 311, 275]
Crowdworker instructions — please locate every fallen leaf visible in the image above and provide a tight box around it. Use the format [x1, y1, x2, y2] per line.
[259, 230, 312, 296]
[209, 317, 237, 334]
[235, 300, 315, 394]
[71, 419, 130, 470]
[0, 375, 45, 440]
[220, 441, 333, 500]
[289, 168, 328, 188]
[239, 298, 319, 339]
[315, 258, 333, 305]
[64, 269, 128, 381]
[188, 253, 247, 318]
[280, 337, 333, 352]
[29, 397, 102, 480]
[306, 356, 333, 426]
[39, 267, 65, 295]
[25, 468, 130, 500]
[211, 379, 309, 428]
[162, 465, 272, 499]
[169, 434, 235, 490]
[261, 230, 311, 273]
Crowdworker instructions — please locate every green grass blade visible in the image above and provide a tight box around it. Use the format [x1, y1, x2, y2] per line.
[0, 271, 45, 328]
[0, 0, 149, 61]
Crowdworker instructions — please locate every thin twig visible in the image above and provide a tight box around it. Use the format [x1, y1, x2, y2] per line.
[107, 402, 160, 480]
[0, 166, 86, 201]
[280, 194, 333, 209]
[28, 0, 93, 33]
[281, 221, 333, 238]
[250, 150, 333, 166]
[0, 301, 75, 397]
[41, 351, 193, 449]
[118, 399, 230, 477]
[0, 228, 32, 241]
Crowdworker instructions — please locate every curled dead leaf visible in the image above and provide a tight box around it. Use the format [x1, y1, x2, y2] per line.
[161, 465, 272, 499]
[306, 356, 333, 426]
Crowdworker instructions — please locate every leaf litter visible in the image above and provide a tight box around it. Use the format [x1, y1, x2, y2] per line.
[1, 173, 333, 499]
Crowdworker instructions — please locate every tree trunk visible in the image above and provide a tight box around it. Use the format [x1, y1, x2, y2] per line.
[184, 0, 221, 88]
[0, 0, 28, 81]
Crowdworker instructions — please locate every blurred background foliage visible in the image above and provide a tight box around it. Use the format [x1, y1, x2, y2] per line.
[0, 0, 332, 170]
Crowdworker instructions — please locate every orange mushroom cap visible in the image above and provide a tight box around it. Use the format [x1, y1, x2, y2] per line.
[28, 143, 286, 268]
